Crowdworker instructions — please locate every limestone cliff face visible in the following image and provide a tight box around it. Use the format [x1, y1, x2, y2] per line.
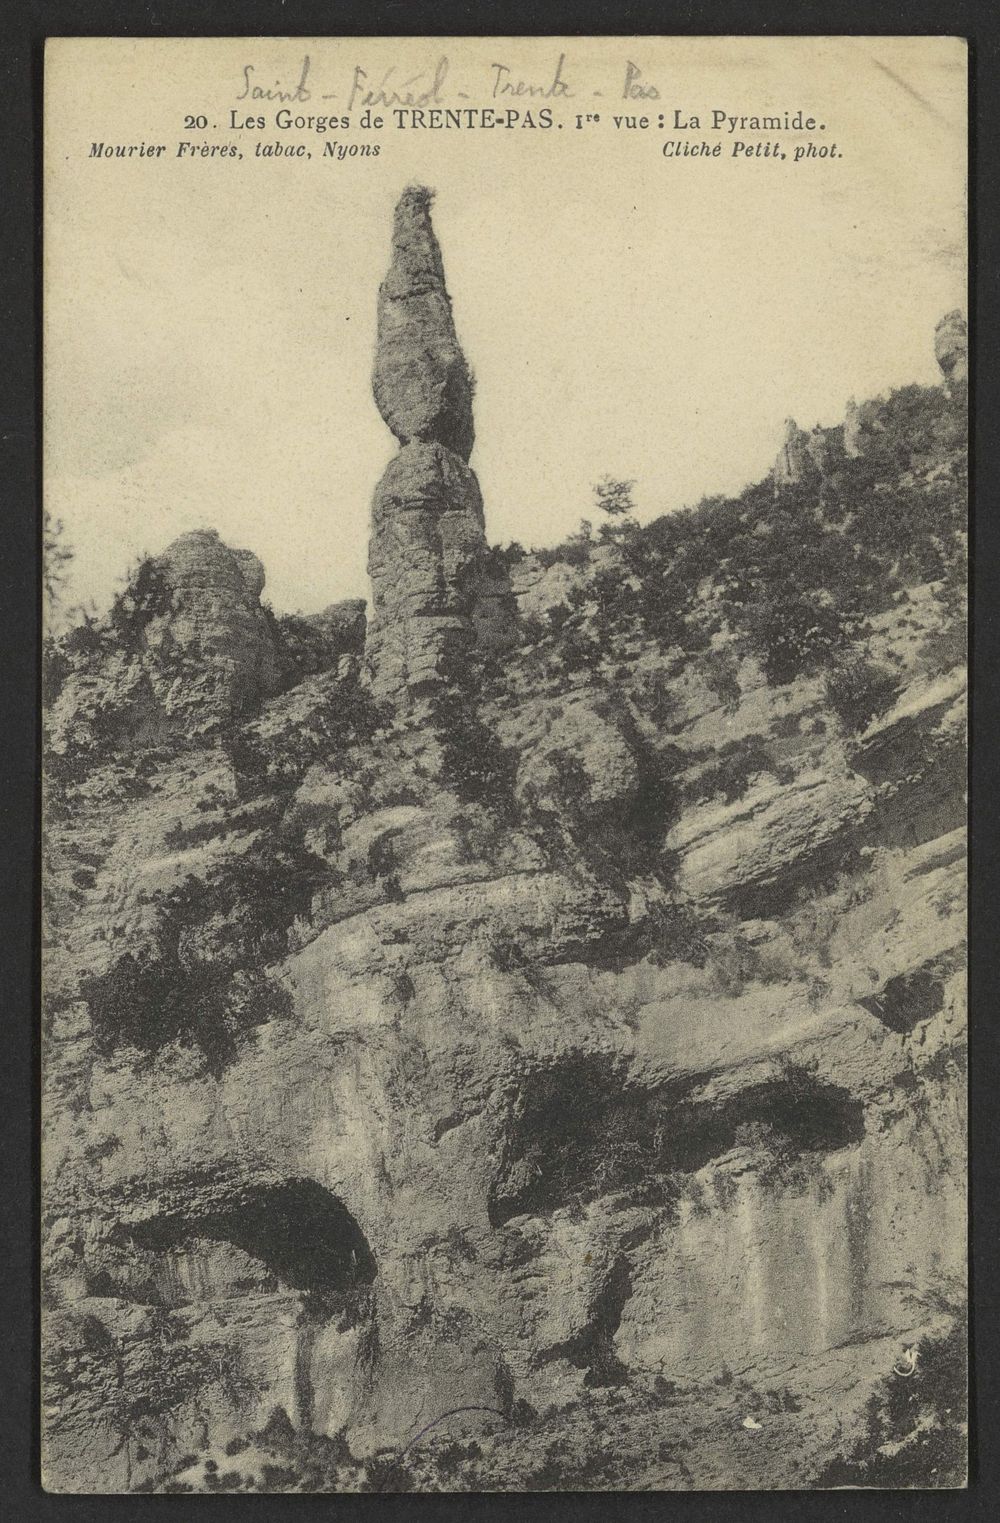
[367, 188, 516, 707]
[41, 271, 967, 1492]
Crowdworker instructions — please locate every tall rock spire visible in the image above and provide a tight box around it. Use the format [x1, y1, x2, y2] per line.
[372, 185, 475, 461]
[367, 187, 514, 707]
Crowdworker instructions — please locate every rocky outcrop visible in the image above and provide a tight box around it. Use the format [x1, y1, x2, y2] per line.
[843, 397, 863, 458]
[306, 598, 367, 654]
[667, 766, 873, 910]
[142, 530, 281, 722]
[47, 530, 282, 762]
[366, 188, 515, 705]
[372, 185, 475, 461]
[772, 420, 844, 486]
[934, 309, 968, 391]
[41, 600, 967, 1487]
[771, 418, 820, 487]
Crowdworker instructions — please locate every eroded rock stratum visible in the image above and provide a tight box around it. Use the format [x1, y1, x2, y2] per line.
[42, 189, 967, 1493]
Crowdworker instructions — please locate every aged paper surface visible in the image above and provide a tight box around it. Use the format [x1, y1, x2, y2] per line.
[43, 37, 967, 1492]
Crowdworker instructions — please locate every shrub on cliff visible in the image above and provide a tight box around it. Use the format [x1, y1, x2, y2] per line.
[823, 654, 900, 734]
[263, 605, 367, 691]
[221, 682, 390, 798]
[108, 556, 175, 651]
[43, 510, 74, 606]
[81, 868, 299, 1071]
[82, 945, 292, 1073]
[530, 381, 965, 690]
[267, 610, 340, 685]
[844, 383, 965, 477]
[429, 653, 519, 815]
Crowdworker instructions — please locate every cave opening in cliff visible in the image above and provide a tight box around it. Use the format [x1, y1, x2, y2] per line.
[126, 1179, 376, 1309]
[489, 1055, 866, 1225]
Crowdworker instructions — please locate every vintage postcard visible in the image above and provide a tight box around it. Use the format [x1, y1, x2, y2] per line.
[42, 36, 967, 1492]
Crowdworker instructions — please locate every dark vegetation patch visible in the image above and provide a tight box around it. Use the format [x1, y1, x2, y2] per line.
[720, 836, 869, 925]
[519, 1432, 631, 1490]
[860, 964, 946, 1033]
[80, 864, 306, 1072]
[427, 1439, 483, 1480]
[221, 683, 391, 800]
[631, 667, 684, 729]
[81, 930, 282, 1073]
[532, 534, 592, 571]
[519, 705, 682, 886]
[161, 799, 282, 852]
[360, 1454, 416, 1493]
[366, 831, 405, 902]
[683, 735, 791, 806]
[544, 747, 678, 878]
[914, 1041, 966, 1087]
[155, 1405, 367, 1492]
[645, 899, 712, 968]
[428, 662, 519, 818]
[44, 694, 168, 807]
[815, 1318, 966, 1487]
[108, 557, 175, 651]
[489, 1055, 864, 1225]
[84, 1264, 165, 1305]
[42, 632, 74, 707]
[486, 930, 560, 990]
[699, 646, 742, 712]
[823, 655, 900, 734]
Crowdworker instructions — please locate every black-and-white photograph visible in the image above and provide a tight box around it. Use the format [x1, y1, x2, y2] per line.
[41, 36, 967, 1492]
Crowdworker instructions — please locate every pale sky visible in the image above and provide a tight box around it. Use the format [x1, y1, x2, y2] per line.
[45, 36, 966, 619]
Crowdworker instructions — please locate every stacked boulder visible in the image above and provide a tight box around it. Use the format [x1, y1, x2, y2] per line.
[367, 186, 515, 706]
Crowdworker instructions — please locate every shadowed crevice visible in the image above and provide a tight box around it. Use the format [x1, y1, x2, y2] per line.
[489, 1055, 865, 1226]
[125, 1178, 376, 1304]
